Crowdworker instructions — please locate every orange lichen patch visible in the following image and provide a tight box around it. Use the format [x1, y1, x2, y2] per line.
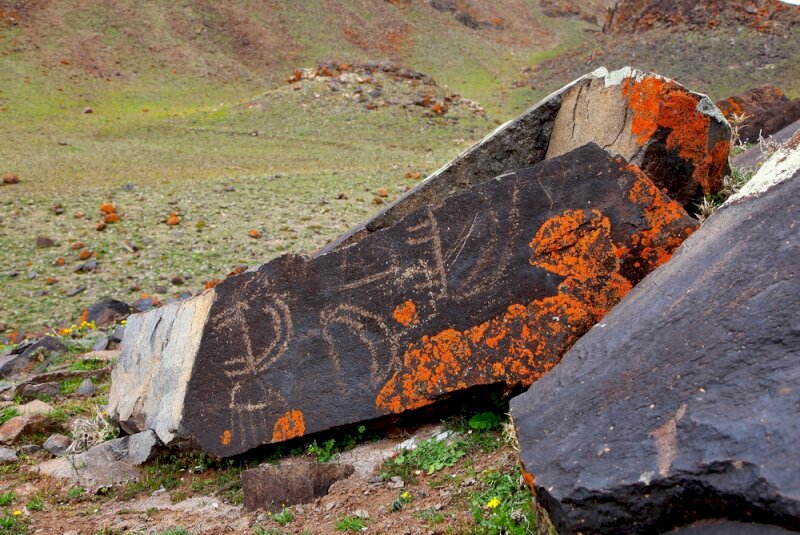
[626, 164, 698, 272]
[520, 462, 536, 492]
[248, 229, 261, 239]
[376, 208, 632, 415]
[104, 212, 120, 224]
[622, 76, 729, 194]
[717, 96, 743, 119]
[54, 257, 65, 267]
[272, 410, 305, 442]
[78, 249, 94, 260]
[220, 429, 233, 446]
[204, 279, 223, 290]
[99, 202, 116, 214]
[166, 212, 181, 226]
[393, 300, 418, 327]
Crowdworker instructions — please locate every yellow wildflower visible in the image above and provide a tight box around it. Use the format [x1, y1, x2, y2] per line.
[486, 497, 501, 509]
[400, 490, 411, 501]
[12, 510, 21, 517]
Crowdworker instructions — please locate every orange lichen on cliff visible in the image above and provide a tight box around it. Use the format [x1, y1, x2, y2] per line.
[393, 300, 419, 327]
[272, 410, 305, 442]
[376, 208, 632, 414]
[622, 76, 729, 194]
[220, 429, 233, 446]
[626, 164, 698, 271]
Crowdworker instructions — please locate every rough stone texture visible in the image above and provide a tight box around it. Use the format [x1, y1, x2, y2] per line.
[0, 336, 67, 379]
[43, 433, 71, 456]
[546, 67, 731, 205]
[0, 415, 56, 444]
[82, 298, 131, 327]
[34, 431, 158, 488]
[75, 378, 97, 396]
[666, 521, 798, 535]
[0, 447, 17, 464]
[717, 85, 800, 144]
[325, 67, 728, 251]
[21, 382, 60, 399]
[732, 119, 800, 172]
[110, 144, 698, 456]
[510, 140, 800, 534]
[17, 399, 54, 418]
[242, 461, 355, 512]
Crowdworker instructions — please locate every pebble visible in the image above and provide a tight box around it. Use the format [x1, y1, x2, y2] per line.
[75, 378, 96, 396]
[0, 446, 18, 464]
[67, 287, 86, 297]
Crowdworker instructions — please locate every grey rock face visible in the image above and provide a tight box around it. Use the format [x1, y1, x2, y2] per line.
[0, 446, 17, 464]
[75, 378, 97, 397]
[510, 135, 800, 534]
[43, 434, 71, 456]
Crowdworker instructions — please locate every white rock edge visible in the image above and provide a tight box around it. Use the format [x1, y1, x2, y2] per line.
[726, 131, 800, 204]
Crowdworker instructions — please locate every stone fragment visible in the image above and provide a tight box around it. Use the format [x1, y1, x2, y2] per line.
[34, 430, 158, 488]
[510, 133, 800, 533]
[43, 434, 71, 456]
[242, 461, 354, 512]
[109, 326, 125, 343]
[21, 382, 60, 399]
[17, 399, 54, 418]
[81, 350, 120, 362]
[110, 144, 698, 456]
[717, 85, 800, 144]
[82, 298, 131, 327]
[732, 119, 800, 172]
[0, 446, 17, 464]
[0, 415, 55, 444]
[91, 335, 109, 351]
[75, 378, 96, 397]
[0, 337, 67, 379]
[35, 237, 56, 249]
[545, 67, 730, 205]
[326, 67, 727, 251]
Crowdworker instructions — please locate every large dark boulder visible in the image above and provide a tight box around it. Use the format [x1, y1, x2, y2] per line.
[109, 143, 698, 456]
[717, 85, 800, 144]
[510, 133, 800, 533]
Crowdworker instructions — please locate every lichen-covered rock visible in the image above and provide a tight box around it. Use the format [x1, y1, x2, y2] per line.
[545, 67, 731, 205]
[510, 132, 800, 534]
[717, 85, 800, 144]
[109, 143, 698, 457]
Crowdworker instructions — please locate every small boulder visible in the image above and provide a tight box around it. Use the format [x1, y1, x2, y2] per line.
[717, 85, 800, 144]
[43, 434, 71, 456]
[2, 173, 20, 185]
[35, 237, 56, 249]
[75, 378, 96, 397]
[82, 299, 131, 327]
[17, 399, 54, 418]
[242, 461, 355, 512]
[91, 335, 109, 352]
[21, 382, 61, 399]
[0, 446, 17, 464]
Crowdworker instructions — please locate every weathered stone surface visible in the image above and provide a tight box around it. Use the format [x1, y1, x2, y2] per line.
[75, 378, 96, 397]
[546, 67, 731, 205]
[21, 382, 60, 399]
[34, 430, 158, 488]
[0, 336, 67, 379]
[325, 66, 727, 250]
[242, 461, 355, 512]
[17, 399, 54, 418]
[43, 433, 71, 456]
[0, 415, 56, 444]
[510, 134, 800, 533]
[0, 446, 17, 464]
[717, 85, 800, 144]
[82, 298, 131, 327]
[110, 143, 698, 456]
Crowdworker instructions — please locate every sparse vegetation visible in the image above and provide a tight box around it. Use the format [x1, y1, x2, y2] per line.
[470, 467, 538, 535]
[335, 515, 366, 532]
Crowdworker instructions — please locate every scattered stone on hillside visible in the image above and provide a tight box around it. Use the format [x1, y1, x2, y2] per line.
[21, 382, 60, 399]
[733, 119, 800, 171]
[34, 430, 159, 488]
[511, 133, 800, 533]
[18, 399, 54, 418]
[132, 295, 158, 312]
[0, 447, 17, 464]
[0, 415, 55, 444]
[325, 67, 728, 251]
[82, 298, 131, 327]
[540, 0, 616, 25]
[666, 520, 799, 535]
[717, 85, 800, 144]
[2, 173, 20, 185]
[43, 433, 71, 456]
[35, 236, 56, 249]
[546, 67, 730, 205]
[82, 107, 93, 114]
[110, 326, 125, 343]
[110, 143, 698, 456]
[604, 0, 800, 33]
[242, 461, 355, 512]
[67, 286, 86, 297]
[75, 378, 96, 397]
[74, 259, 97, 273]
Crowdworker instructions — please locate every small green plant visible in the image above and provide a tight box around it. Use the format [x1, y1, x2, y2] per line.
[26, 498, 44, 511]
[0, 492, 15, 506]
[335, 515, 366, 532]
[69, 359, 107, 372]
[470, 468, 537, 535]
[0, 407, 19, 425]
[468, 412, 501, 430]
[414, 506, 445, 525]
[159, 529, 192, 535]
[65, 487, 85, 501]
[307, 439, 337, 462]
[389, 437, 466, 476]
[273, 507, 294, 526]
[59, 377, 85, 395]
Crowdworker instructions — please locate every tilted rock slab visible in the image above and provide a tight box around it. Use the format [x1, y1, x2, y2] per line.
[510, 131, 800, 533]
[109, 143, 698, 456]
[326, 66, 729, 250]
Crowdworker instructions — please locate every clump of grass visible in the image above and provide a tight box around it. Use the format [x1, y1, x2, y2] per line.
[0, 407, 19, 425]
[66, 407, 118, 454]
[470, 467, 537, 535]
[335, 515, 366, 532]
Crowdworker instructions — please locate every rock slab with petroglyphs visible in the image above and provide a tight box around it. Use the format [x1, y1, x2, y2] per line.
[510, 133, 800, 534]
[109, 143, 699, 457]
